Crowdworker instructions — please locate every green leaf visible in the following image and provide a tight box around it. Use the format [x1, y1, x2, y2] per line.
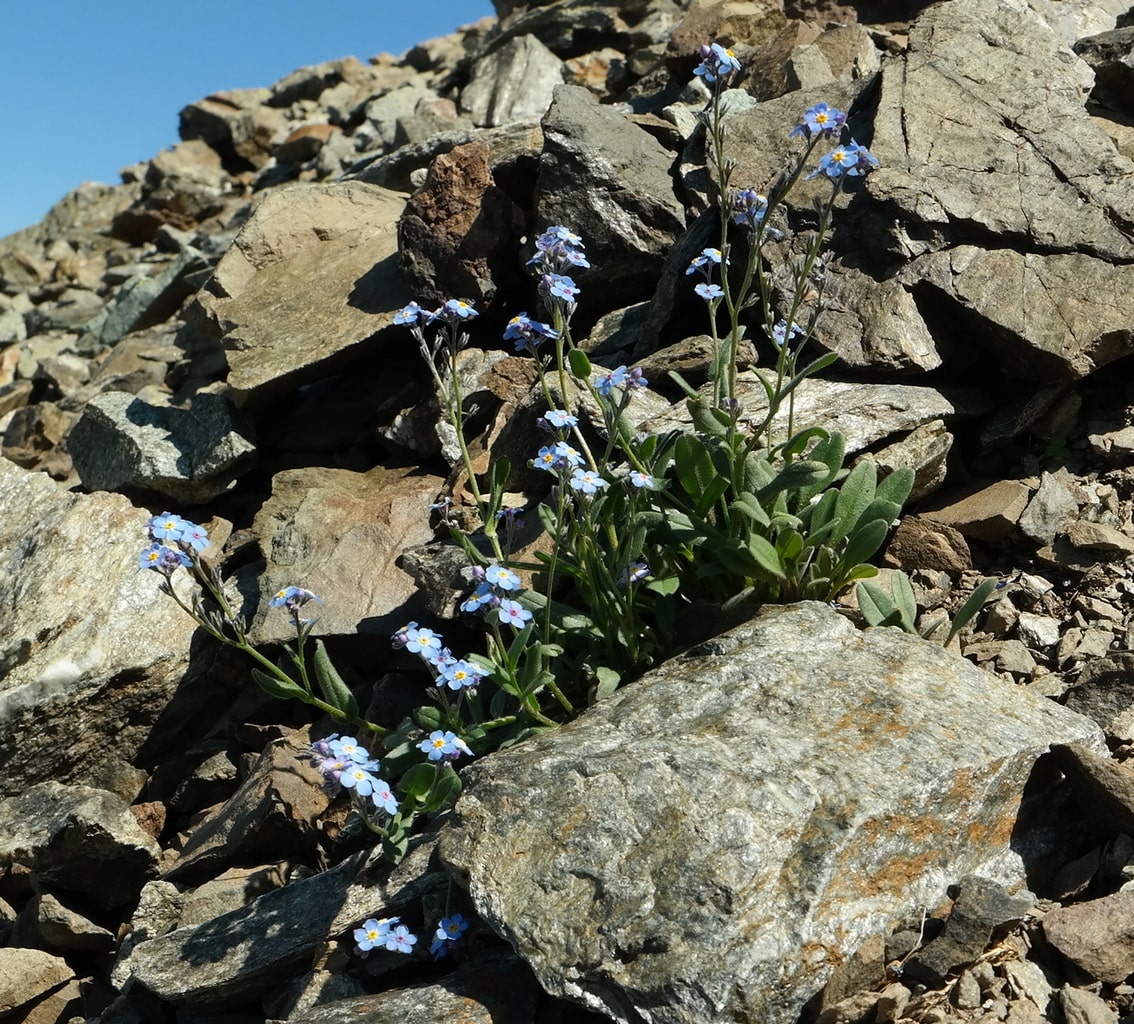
[756, 460, 831, 503]
[413, 706, 444, 732]
[855, 581, 902, 628]
[645, 575, 680, 596]
[748, 535, 787, 578]
[425, 764, 462, 811]
[687, 396, 731, 438]
[400, 763, 438, 802]
[313, 640, 360, 720]
[713, 542, 765, 578]
[741, 453, 775, 494]
[250, 667, 308, 703]
[833, 461, 878, 543]
[592, 666, 621, 701]
[875, 466, 915, 509]
[568, 348, 593, 380]
[840, 517, 890, 569]
[946, 577, 999, 645]
[537, 501, 559, 539]
[675, 434, 719, 500]
[891, 571, 919, 632]
[776, 528, 804, 563]
[731, 492, 771, 527]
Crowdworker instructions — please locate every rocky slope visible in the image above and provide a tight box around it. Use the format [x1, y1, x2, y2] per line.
[4, 0, 1134, 1022]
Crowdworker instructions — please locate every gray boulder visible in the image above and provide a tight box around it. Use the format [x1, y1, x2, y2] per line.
[197, 181, 410, 405]
[460, 35, 566, 127]
[0, 458, 196, 795]
[441, 602, 1104, 1024]
[0, 782, 160, 910]
[535, 85, 686, 311]
[69, 388, 255, 502]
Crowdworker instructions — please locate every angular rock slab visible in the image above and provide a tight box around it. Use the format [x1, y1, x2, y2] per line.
[199, 181, 409, 405]
[0, 457, 196, 796]
[249, 463, 445, 640]
[867, 0, 1134, 380]
[69, 389, 255, 502]
[440, 602, 1104, 1024]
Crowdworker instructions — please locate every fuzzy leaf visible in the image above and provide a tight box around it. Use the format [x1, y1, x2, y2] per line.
[250, 668, 308, 703]
[313, 640, 360, 720]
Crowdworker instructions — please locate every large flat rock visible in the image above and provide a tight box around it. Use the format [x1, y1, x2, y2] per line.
[0, 457, 197, 796]
[200, 181, 410, 405]
[440, 602, 1104, 1024]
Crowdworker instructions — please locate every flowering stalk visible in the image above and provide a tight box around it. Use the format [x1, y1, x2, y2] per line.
[140, 513, 387, 735]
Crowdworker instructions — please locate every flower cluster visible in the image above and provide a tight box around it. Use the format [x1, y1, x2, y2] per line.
[393, 298, 479, 326]
[790, 101, 847, 140]
[528, 226, 589, 315]
[352, 912, 471, 960]
[139, 512, 208, 575]
[503, 312, 558, 353]
[309, 735, 399, 814]
[694, 42, 742, 84]
[595, 365, 648, 398]
[686, 247, 725, 302]
[392, 620, 496, 697]
[808, 139, 879, 180]
[354, 917, 417, 955]
[732, 189, 768, 230]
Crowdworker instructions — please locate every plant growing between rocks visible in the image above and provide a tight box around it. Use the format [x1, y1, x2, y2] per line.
[136, 45, 988, 905]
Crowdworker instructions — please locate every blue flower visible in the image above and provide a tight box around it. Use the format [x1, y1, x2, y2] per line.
[421, 730, 474, 762]
[391, 621, 418, 649]
[138, 542, 190, 573]
[355, 918, 394, 953]
[732, 189, 768, 229]
[405, 626, 444, 661]
[393, 301, 424, 325]
[556, 441, 585, 467]
[485, 563, 521, 591]
[269, 585, 322, 610]
[443, 298, 477, 319]
[541, 226, 584, 248]
[441, 660, 488, 691]
[460, 581, 497, 613]
[498, 599, 533, 628]
[791, 102, 847, 140]
[694, 42, 742, 84]
[546, 275, 578, 301]
[328, 736, 371, 763]
[430, 914, 471, 959]
[339, 764, 380, 797]
[178, 521, 210, 552]
[628, 470, 662, 490]
[504, 312, 558, 352]
[596, 366, 628, 396]
[619, 562, 650, 586]
[147, 512, 188, 542]
[569, 468, 609, 495]
[809, 139, 879, 180]
[371, 779, 399, 814]
[542, 409, 578, 430]
[686, 248, 723, 275]
[771, 319, 804, 347]
[695, 283, 723, 301]
[385, 924, 418, 953]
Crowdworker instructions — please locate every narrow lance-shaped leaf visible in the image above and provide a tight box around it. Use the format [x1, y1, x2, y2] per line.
[314, 640, 360, 720]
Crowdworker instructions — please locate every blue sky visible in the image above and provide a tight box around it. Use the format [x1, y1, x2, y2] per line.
[0, 1, 495, 239]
